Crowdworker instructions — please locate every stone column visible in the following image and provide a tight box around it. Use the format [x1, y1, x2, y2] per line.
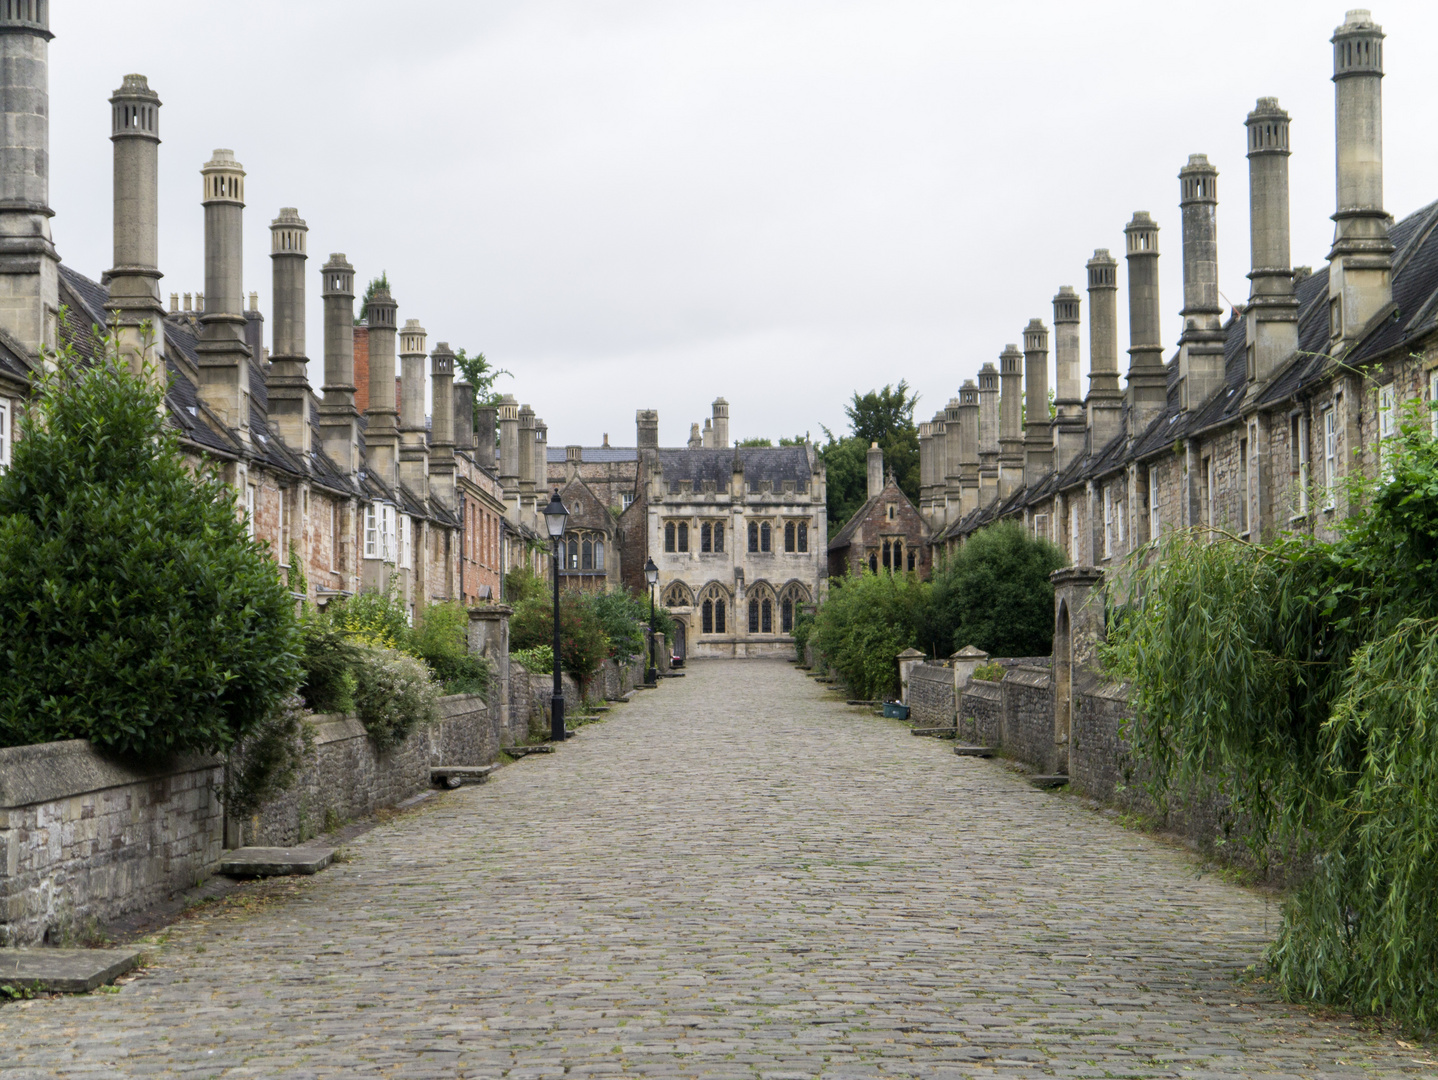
[105, 74, 165, 381]
[317, 254, 358, 473]
[998, 344, 1024, 498]
[364, 287, 400, 485]
[430, 342, 457, 509]
[195, 151, 252, 439]
[268, 208, 311, 454]
[1022, 319, 1052, 486]
[398, 319, 429, 496]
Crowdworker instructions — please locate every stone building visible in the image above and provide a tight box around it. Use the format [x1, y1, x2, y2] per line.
[828, 442, 932, 578]
[923, 10, 1438, 583]
[0, 13, 543, 618]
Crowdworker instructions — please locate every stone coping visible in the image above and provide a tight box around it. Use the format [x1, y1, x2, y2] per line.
[0, 740, 220, 811]
[962, 679, 1004, 700]
[1004, 665, 1054, 688]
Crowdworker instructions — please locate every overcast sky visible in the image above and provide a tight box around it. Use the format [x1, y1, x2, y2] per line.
[49, 1, 1438, 448]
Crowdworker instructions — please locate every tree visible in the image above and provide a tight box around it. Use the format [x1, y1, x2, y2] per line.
[453, 349, 511, 410]
[0, 329, 302, 759]
[357, 271, 390, 323]
[818, 435, 870, 535]
[925, 520, 1067, 658]
[809, 570, 930, 699]
[821, 382, 922, 532]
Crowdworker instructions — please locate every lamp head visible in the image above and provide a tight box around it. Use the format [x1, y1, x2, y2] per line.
[644, 557, 659, 586]
[543, 489, 569, 538]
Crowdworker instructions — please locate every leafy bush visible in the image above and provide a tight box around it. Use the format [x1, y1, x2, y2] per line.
[510, 588, 610, 680]
[329, 586, 410, 650]
[511, 644, 553, 674]
[926, 520, 1067, 658]
[791, 606, 816, 662]
[589, 590, 647, 662]
[0, 335, 301, 759]
[298, 614, 361, 713]
[504, 566, 546, 605]
[971, 661, 1005, 682]
[223, 695, 315, 820]
[350, 645, 439, 751]
[1101, 398, 1438, 1033]
[809, 570, 930, 699]
[410, 601, 488, 695]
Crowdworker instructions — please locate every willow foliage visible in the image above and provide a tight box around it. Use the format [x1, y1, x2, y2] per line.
[1103, 399, 1438, 1032]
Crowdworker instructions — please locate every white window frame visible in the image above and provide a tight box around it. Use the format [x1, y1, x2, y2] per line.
[1292, 412, 1310, 518]
[380, 504, 396, 563]
[621, 493, 635, 510]
[1205, 455, 1216, 529]
[364, 504, 380, 559]
[1115, 499, 1125, 548]
[398, 513, 412, 570]
[1378, 382, 1397, 476]
[1430, 371, 1438, 437]
[1068, 498, 1080, 561]
[1239, 437, 1250, 535]
[0, 399, 9, 470]
[245, 483, 256, 539]
[1323, 408, 1338, 510]
[1148, 469, 1160, 540]
[1102, 485, 1113, 559]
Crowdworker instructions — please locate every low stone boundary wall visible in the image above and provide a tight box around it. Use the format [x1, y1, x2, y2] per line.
[908, 664, 955, 728]
[0, 742, 222, 947]
[958, 679, 1003, 747]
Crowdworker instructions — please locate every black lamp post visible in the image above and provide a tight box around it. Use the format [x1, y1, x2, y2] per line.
[644, 557, 659, 686]
[543, 489, 569, 742]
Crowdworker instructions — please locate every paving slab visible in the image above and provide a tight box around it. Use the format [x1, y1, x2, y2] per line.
[0, 948, 145, 993]
[218, 846, 334, 876]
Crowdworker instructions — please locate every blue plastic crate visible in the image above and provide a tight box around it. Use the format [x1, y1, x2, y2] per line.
[882, 702, 910, 720]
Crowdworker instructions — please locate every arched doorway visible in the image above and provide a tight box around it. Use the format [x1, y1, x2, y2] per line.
[672, 620, 687, 663]
[1054, 599, 1072, 775]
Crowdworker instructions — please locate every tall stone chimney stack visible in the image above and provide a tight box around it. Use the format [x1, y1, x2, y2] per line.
[711, 397, 730, 449]
[1022, 319, 1052, 486]
[866, 441, 884, 501]
[1051, 288, 1085, 470]
[1245, 99, 1299, 386]
[196, 150, 252, 438]
[1085, 249, 1123, 449]
[0, 2, 59, 361]
[105, 74, 164, 378]
[453, 382, 474, 451]
[317, 254, 359, 473]
[998, 343, 1024, 498]
[429, 342, 457, 509]
[498, 394, 520, 495]
[268, 208, 310, 454]
[943, 396, 962, 515]
[364, 285, 400, 485]
[978, 361, 999, 502]
[927, 411, 947, 524]
[517, 405, 537, 506]
[398, 318, 429, 495]
[1123, 213, 1167, 435]
[531, 416, 548, 507]
[1177, 154, 1227, 407]
[474, 403, 496, 470]
[1328, 9, 1392, 346]
[916, 421, 932, 519]
[958, 379, 980, 514]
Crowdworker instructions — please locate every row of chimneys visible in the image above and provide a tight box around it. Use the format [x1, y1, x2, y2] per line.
[920, 9, 1393, 522]
[686, 398, 731, 449]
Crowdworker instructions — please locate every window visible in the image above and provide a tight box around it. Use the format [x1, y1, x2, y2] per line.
[701, 523, 712, 553]
[893, 539, 904, 570]
[882, 539, 892, 570]
[1239, 438, 1250, 534]
[1102, 486, 1113, 558]
[1149, 470, 1160, 540]
[581, 537, 594, 570]
[1115, 501, 1125, 548]
[364, 504, 378, 558]
[713, 523, 724, 553]
[0, 399, 9, 470]
[398, 514, 411, 570]
[595, 541, 605, 571]
[665, 522, 676, 553]
[760, 522, 771, 552]
[1379, 382, 1397, 475]
[762, 598, 773, 634]
[1290, 413, 1310, 516]
[748, 522, 759, 552]
[702, 599, 713, 634]
[887, 504, 896, 522]
[621, 493, 635, 510]
[677, 522, 689, 552]
[749, 598, 760, 633]
[331, 502, 340, 569]
[784, 522, 796, 552]
[1203, 456, 1215, 527]
[869, 552, 878, 574]
[567, 537, 579, 569]
[1323, 408, 1338, 509]
[246, 484, 256, 539]
[781, 598, 794, 633]
[380, 504, 396, 562]
[907, 549, 916, 572]
[797, 522, 807, 553]
[715, 599, 726, 634]
[1034, 513, 1049, 540]
[1068, 500, 1080, 560]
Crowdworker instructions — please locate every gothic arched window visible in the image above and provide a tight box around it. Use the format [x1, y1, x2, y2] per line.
[748, 521, 759, 552]
[596, 540, 605, 571]
[907, 548, 915, 572]
[882, 540, 891, 570]
[761, 598, 773, 634]
[715, 599, 726, 633]
[869, 553, 878, 574]
[568, 537, 579, 569]
[749, 598, 760, 633]
[797, 522, 808, 553]
[760, 523, 772, 552]
[784, 522, 796, 552]
[713, 522, 724, 552]
[701, 522, 712, 552]
[677, 522, 689, 552]
[581, 537, 594, 570]
[893, 540, 903, 571]
[702, 599, 714, 634]
[665, 522, 676, 553]
[781, 597, 793, 633]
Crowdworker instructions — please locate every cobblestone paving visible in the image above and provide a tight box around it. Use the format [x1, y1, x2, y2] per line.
[4, 659, 1433, 1078]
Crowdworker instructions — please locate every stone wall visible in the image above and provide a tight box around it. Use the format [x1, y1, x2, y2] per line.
[0, 742, 223, 947]
[1070, 681, 1140, 806]
[958, 679, 1003, 747]
[1003, 665, 1056, 775]
[908, 664, 955, 728]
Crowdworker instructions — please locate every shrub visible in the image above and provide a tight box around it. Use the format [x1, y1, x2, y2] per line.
[350, 645, 439, 751]
[926, 520, 1067, 658]
[809, 570, 930, 699]
[329, 586, 409, 650]
[511, 644, 553, 674]
[588, 589, 647, 662]
[0, 334, 301, 759]
[504, 566, 546, 605]
[791, 606, 816, 662]
[510, 588, 610, 680]
[223, 694, 315, 820]
[411, 601, 489, 695]
[297, 614, 361, 713]
[971, 661, 1005, 682]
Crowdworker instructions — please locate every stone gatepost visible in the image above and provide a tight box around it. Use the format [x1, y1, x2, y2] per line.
[950, 645, 990, 697]
[469, 604, 513, 740]
[896, 648, 926, 705]
[1049, 567, 1105, 775]
[657, 632, 670, 674]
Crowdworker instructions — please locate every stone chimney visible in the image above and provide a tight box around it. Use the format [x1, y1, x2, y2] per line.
[1023, 318, 1052, 486]
[943, 396, 962, 514]
[315, 254, 359, 472]
[712, 397, 730, 448]
[958, 379, 980, 514]
[474, 403, 496, 470]
[636, 409, 659, 451]
[1123, 213, 1167, 436]
[867, 441, 884, 501]
[928, 411, 948, 524]
[565, 444, 581, 484]
[690, 422, 703, 449]
[1051, 287, 1085, 471]
[917, 420, 934, 520]
[1177, 154, 1228, 408]
[517, 405, 537, 499]
[105, 74, 164, 380]
[978, 362, 999, 502]
[429, 342, 457, 508]
[498, 394, 520, 494]
[0, 2, 59, 361]
[195, 151, 252, 438]
[453, 382, 474, 451]
[364, 285, 400, 485]
[998, 344, 1024, 497]
[398, 318, 429, 494]
[531, 415, 548, 509]
[1085, 249, 1123, 450]
[1328, 9, 1392, 347]
[1245, 99, 1300, 387]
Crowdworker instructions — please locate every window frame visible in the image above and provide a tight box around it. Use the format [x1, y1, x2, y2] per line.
[748, 521, 759, 552]
[700, 522, 712, 553]
[796, 522, 807, 553]
[364, 504, 379, 559]
[398, 513, 412, 570]
[1290, 412, 1310, 518]
[1378, 382, 1397, 476]
[1323, 407, 1338, 510]
[1239, 436, 1250, 536]
[246, 484, 256, 540]
[665, 521, 676, 553]
[1148, 469, 1160, 540]
[1102, 485, 1113, 559]
[713, 522, 724, 553]
[784, 521, 795, 552]
[0, 398, 9, 470]
[760, 521, 771, 552]
[1430, 370, 1438, 437]
[677, 521, 689, 553]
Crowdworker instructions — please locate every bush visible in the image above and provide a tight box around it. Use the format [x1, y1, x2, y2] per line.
[298, 614, 361, 713]
[504, 566, 546, 605]
[511, 644, 553, 674]
[809, 570, 930, 699]
[329, 586, 409, 650]
[411, 601, 489, 695]
[0, 335, 301, 759]
[791, 606, 816, 662]
[510, 588, 610, 680]
[971, 661, 1005, 682]
[589, 589, 647, 663]
[926, 520, 1067, 658]
[223, 694, 315, 820]
[350, 645, 439, 751]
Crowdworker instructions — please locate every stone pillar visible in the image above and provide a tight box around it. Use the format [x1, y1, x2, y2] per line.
[317, 254, 358, 474]
[498, 395, 520, 496]
[636, 409, 659, 450]
[468, 604, 512, 744]
[1051, 287, 1085, 470]
[268, 208, 311, 454]
[364, 286, 400, 486]
[398, 319, 429, 496]
[453, 382, 475, 451]
[978, 361, 999, 502]
[1174, 154, 1228, 411]
[195, 150, 252, 438]
[1328, 9, 1392, 346]
[897, 648, 926, 706]
[958, 379, 980, 513]
[430, 342, 457, 509]
[475, 405, 497, 470]
[951, 644, 990, 688]
[1022, 319, 1052, 486]
[1085, 249, 1123, 450]
[105, 74, 165, 381]
[1051, 565, 1105, 778]
[998, 344, 1024, 497]
[867, 441, 884, 501]
[1123, 213, 1167, 436]
[711, 397, 729, 448]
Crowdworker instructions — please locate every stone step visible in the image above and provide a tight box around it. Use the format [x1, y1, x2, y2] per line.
[910, 727, 956, 738]
[431, 765, 494, 789]
[0, 947, 146, 994]
[1030, 774, 1070, 789]
[954, 744, 995, 758]
[219, 846, 334, 877]
[847, 699, 881, 706]
[506, 745, 555, 757]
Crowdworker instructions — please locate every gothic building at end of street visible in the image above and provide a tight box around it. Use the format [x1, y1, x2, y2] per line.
[919, 9, 1438, 583]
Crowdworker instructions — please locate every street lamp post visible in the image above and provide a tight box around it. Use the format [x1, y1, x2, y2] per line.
[644, 557, 659, 686]
[543, 489, 569, 742]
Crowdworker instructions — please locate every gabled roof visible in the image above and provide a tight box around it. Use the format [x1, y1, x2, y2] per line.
[829, 477, 925, 551]
[658, 445, 813, 491]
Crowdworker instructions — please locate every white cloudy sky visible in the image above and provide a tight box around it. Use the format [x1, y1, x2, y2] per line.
[50, 1, 1438, 447]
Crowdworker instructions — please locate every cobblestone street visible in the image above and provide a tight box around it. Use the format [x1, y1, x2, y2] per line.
[3, 659, 1431, 1078]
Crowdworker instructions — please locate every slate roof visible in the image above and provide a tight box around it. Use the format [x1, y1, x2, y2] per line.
[658, 446, 813, 492]
[545, 446, 638, 464]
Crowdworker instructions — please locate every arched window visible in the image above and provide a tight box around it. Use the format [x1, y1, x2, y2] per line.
[781, 597, 793, 633]
[907, 548, 915, 572]
[714, 523, 724, 552]
[595, 541, 605, 570]
[665, 522, 676, 553]
[760, 522, 772, 552]
[702, 599, 713, 634]
[784, 522, 796, 552]
[869, 553, 878, 574]
[677, 522, 689, 552]
[581, 537, 593, 570]
[797, 522, 808, 552]
[701, 522, 712, 552]
[761, 598, 773, 634]
[568, 537, 579, 569]
[749, 598, 760, 633]
[715, 599, 726, 633]
[882, 540, 891, 570]
[748, 521, 759, 552]
[894, 540, 903, 571]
